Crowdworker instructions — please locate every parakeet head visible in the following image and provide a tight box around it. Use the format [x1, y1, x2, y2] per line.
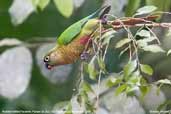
[43, 47, 63, 70]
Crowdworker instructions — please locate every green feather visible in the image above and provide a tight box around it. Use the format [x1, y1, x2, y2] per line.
[57, 6, 109, 45]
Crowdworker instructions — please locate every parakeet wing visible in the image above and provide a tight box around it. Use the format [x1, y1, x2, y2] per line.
[57, 5, 112, 45]
[57, 12, 98, 45]
[57, 20, 83, 45]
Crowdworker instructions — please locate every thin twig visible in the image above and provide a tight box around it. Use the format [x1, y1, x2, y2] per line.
[145, 25, 161, 45]
[110, 23, 171, 30]
[96, 20, 103, 109]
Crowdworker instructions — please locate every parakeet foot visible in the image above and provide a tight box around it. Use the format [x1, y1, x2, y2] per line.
[101, 15, 108, 24]
[80, 51, 89, 60]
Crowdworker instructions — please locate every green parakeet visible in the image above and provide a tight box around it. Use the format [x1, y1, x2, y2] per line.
[44, 6, 111, 69]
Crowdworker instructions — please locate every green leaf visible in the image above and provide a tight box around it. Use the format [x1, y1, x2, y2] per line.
[137, 36, 156, 48]
[132, 70, 140, 77]
[135, 5, 157, 16]
[107, 77, 122, 87]
[140, 77, 148, 85]
[143, 37, 156, 42]
[167, 49, 171, 56]
[124, 60, 137, 77]
[31, 0, 50, 10]
[126, 85, 139, 94]
[53, 0, 73, 18]
[125, 0, 141, 16]
[115, 84, 127, 96]
[137, 30, 151, 38]
[137, 40, 148, 48]
[157, 79, 171, 85]
[38, 0, 50, 10]
[142, 45, 165, 53]
[81, 91, 88, 101]
[146, 0, 171, 11]
[102, 30, 116, 45]
[65, 103, 72, 114]
[31, 0, 40, 7]
[128, 71, 141, 85]
[140, 64, 153, 75]
[88, 56, 98, 80]
[82, 82, 94, 93]
[115, 38, 131, 48]
[137, 37, 156, 48]
[140, 86, 149, 98]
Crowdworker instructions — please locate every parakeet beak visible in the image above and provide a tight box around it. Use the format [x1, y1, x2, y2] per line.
[44, 62, 54, 70]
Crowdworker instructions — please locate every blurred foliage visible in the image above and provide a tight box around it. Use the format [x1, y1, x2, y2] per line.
[0, 0, 171, 114]
[0, 0, 101, 112]
[125, 0, 171, 16]
[0, 0, 101, 39]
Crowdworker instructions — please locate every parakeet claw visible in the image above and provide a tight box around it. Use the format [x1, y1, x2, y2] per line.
[81, 51, 89, 60]
[101, 15, 108, 24]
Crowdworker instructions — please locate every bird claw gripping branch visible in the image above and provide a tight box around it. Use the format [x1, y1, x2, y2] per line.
[80, 51, 90, 60]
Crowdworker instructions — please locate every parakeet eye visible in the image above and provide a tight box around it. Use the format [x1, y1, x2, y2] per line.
[44, 56, 50, 62]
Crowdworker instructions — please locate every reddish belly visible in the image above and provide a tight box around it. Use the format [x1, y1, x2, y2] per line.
[79, 35, 91, 45]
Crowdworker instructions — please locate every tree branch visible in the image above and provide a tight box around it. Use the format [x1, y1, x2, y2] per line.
[111, 22, 171, 30]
